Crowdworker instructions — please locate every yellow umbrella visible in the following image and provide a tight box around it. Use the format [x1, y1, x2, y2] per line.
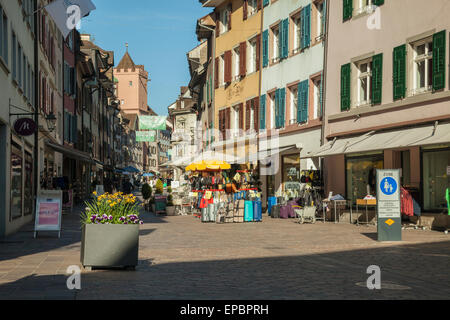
[185, 160, 230, 171]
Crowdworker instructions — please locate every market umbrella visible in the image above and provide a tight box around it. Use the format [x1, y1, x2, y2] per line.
[185, 160, 231, 171]
[123, 166, 140, 173]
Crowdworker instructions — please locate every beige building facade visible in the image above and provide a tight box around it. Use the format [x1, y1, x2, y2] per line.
[320, 0, 450, 212]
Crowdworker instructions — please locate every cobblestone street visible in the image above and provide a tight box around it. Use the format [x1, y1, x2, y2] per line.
[0, 196, 449, 300]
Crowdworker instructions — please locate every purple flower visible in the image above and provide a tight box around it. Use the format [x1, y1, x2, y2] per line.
[124, 222, 128, 225]
[139, 221, 144, 225]
[109, 215, 113, 220]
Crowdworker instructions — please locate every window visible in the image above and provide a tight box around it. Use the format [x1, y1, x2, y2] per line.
[312, 77, 322, 119]
[233, 104, 240, 135]
[0, 5, 8, 65]
[269, 92, 276, 129]
[315, 1, 325, 40]
[356, 58, 372, 107]
[233, 46, 240, 80]
[12, 31, 16, 80]
[248, 0, 258, 16]
[355, 0, 374, 15]
[272, 25, 280, 62]
[293, 14, 302, 53]
[220, 7, 229, 34]
[129, 81, 133, 86]
[289, 86, 298, 125]
[248, 37, 257, 74]
[412, 38, 433, 95]
[220, 54, 225, 86]
[18, 45, 23, 89]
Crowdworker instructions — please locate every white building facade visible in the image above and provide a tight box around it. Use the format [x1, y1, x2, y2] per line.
[259, 0, 327, 200]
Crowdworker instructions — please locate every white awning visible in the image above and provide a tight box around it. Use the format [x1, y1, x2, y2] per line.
[238, 145, 298, 163]
[306, 122, 450, 158]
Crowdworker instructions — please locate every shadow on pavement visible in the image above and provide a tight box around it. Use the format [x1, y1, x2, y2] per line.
[0, 240, 449, 300]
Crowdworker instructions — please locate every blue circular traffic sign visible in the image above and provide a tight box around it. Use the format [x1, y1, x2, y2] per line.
[380, 177, 397, 195]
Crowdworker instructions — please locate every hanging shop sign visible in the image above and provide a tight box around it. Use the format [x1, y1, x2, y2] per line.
[139, 116, 167, 130]
[376, 169, 401, 241]
[13, 118, 37, 136]
[34, 190, 63, 238]
[136, 131, 156, 142]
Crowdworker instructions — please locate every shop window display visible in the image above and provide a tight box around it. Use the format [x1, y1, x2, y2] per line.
[346, 154, 383, 205]
[11, 142, 23, 220]
[282, 154, 301, 199]
[423, 149, 450, 211]
[24, 151, 33, 216]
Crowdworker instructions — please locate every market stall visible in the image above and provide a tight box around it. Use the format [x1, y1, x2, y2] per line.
[183, 160, 263, 224]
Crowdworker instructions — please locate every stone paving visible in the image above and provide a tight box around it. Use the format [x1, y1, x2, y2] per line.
[0, 193, 449, 300]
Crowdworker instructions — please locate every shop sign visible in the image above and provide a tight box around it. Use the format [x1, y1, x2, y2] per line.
[136, 131, 156, 142]
[171, 181, 180, 189]
[34, 190, 63, 238]
[139, 116, 166, 130]
[13, 118, 37, 136]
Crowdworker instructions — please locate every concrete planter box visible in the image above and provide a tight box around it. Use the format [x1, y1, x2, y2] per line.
[166, 206, 175, 216]
[81, 224, 139, 270]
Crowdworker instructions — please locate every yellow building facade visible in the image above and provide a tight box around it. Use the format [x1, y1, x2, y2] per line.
[203, 0, 263, 160]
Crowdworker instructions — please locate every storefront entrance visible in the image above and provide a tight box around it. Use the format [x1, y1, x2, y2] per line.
[346, 153, 384, 204]
[422, 147, 450, 212]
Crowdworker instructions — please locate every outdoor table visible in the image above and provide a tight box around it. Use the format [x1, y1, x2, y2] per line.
[356, 199, 377, 226]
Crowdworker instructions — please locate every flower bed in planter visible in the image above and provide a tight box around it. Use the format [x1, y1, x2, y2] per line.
[80, 192, 143, 270]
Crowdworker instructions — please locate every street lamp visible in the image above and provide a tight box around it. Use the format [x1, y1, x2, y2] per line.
[45, 112, 57, 132]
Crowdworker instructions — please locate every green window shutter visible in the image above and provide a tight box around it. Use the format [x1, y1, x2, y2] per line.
[393, 44, 406, 101]
[260, 94, 266, 129]
[280, 88, 286, 127]
[263, 0, 269, 7]
[297, 80, 309, 123]
[433, 30, 446, 91]
[341, 63, 351, 111]
[304, 4, 311, 48]
[343, 0, 353, 21]
[275, 89, 280, 128]
[263, 30, 269, 67]
[371, 53, 383, 105]
[373, 0, 384, 6]
[283, 18, 289, 58]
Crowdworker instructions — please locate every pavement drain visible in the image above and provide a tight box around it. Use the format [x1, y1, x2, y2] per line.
[355, 281, 412, 290]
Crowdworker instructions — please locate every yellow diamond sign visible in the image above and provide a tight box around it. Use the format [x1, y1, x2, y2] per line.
[385, 219, 395, 226]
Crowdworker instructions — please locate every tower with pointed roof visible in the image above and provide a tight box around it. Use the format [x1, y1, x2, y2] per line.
[114, 45, 150, 115]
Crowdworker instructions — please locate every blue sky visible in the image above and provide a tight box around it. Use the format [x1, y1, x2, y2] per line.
[80, 0, 211, 116]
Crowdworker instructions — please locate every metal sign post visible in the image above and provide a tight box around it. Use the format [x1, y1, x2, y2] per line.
[376, 169, 402, 241]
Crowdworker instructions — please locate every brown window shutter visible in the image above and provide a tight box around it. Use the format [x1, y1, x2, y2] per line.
[215, 10, 220, 37]
[245, 100, 251, 131]
[239, 42, 247, 77]
[243, 0, 248, 20]
[215, 57, 219, 89]
[239, 103, 244, 133]
[257, 0, 262, 10]
[256, 34, 261, 72]
[254, 97, 259, 131]
[224, 50, 232, 84]
[228, 4, 232, 30]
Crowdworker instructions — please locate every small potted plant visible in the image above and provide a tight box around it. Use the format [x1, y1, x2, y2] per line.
[154, 179, 167, 215]
[166, 194, 175, 216]
[141, 183, 152, 211]
[80, 192, 144, 270]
